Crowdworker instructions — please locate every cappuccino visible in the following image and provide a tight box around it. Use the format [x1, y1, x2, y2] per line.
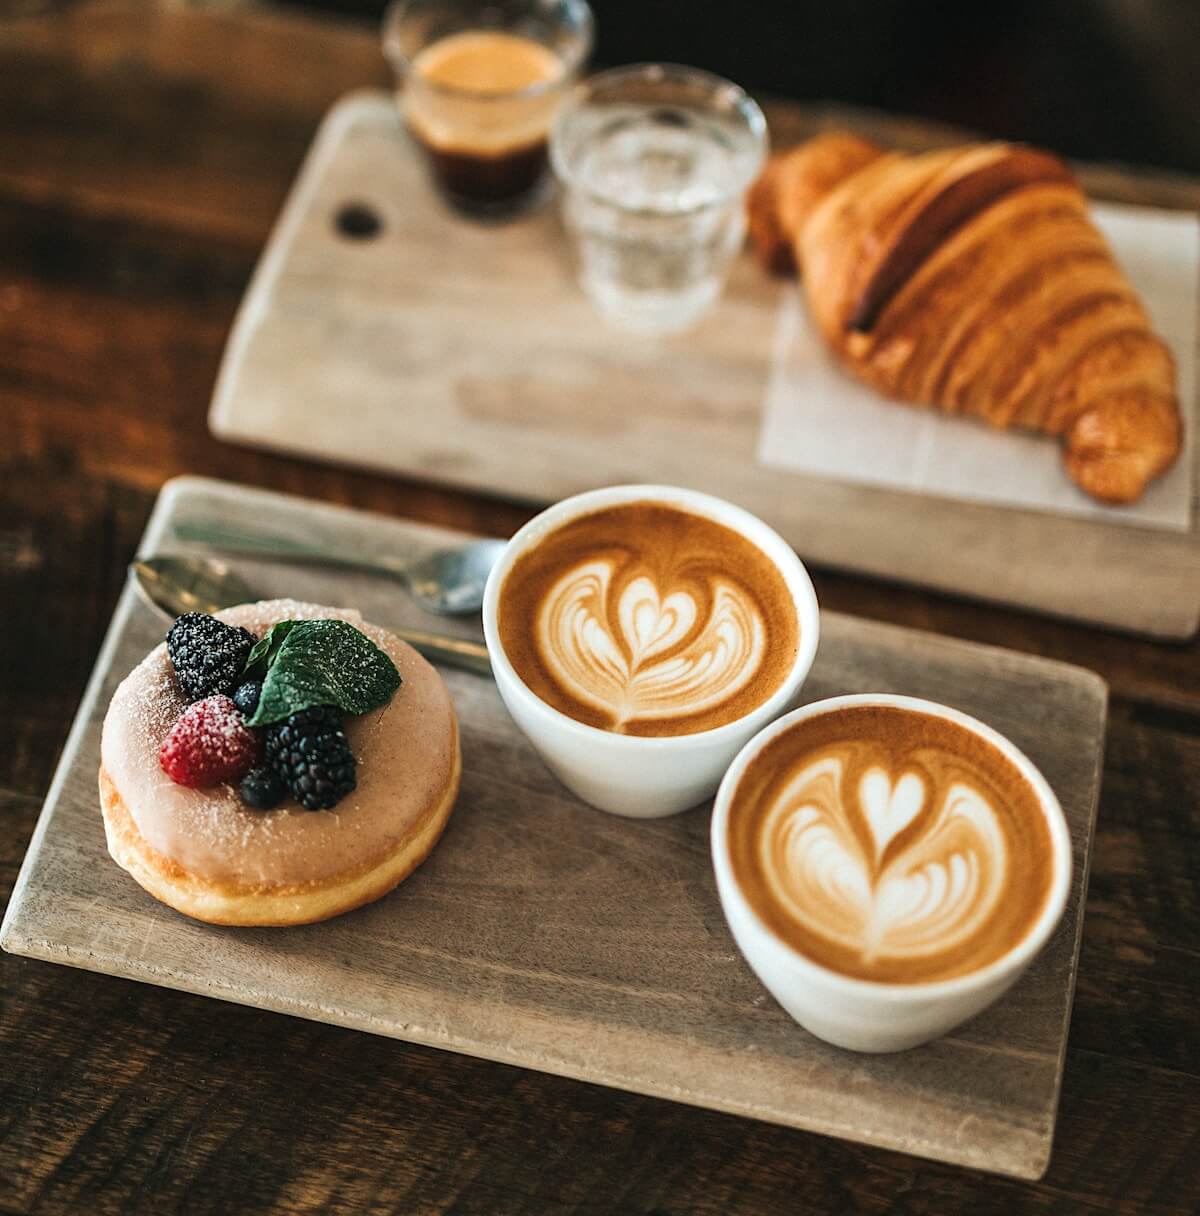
[726, 704, 1055, 983]
[497, 502, 801, 737]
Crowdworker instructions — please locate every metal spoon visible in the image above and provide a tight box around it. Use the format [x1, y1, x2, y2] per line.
[130, 555, 493, 676]
[172, 520, 506, 616]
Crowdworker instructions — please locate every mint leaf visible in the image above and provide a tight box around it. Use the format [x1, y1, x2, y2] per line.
[245, 619, 401, 727]
[242, 620, 299, 682]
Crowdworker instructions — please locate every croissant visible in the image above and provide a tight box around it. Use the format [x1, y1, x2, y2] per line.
[749, 133, 1183, 504]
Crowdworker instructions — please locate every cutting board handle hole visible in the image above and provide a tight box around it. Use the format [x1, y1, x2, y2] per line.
[334, 202, 383, 240]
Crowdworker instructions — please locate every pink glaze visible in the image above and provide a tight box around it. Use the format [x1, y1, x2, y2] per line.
[100, 600, 458, 886]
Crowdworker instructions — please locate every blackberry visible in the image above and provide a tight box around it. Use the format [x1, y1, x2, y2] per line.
[264, 705, 356, 811]
[166, 613, 256, 702]
[232, 680, 263, 718]
[240, 765, 287, 810]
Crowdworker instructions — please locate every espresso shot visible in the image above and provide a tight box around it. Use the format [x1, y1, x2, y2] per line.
[408, 31, 560, 213]
[384, 0, 593, 217]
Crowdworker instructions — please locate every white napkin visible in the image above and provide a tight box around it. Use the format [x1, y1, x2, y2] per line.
[757, 202, 1198, 531]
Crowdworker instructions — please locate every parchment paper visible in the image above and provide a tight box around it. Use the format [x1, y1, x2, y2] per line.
[758, 202, 1198, 530]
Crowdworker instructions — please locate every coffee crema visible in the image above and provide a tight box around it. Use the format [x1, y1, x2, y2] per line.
[406, 30, 565, 209]
[413, 30, 562, 95]
[497, 503, 800, 737]
[727, 706, 1054, 983]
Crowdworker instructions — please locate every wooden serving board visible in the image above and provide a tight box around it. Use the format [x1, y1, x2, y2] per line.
[1, 476, 1106, 1180]
[209, 90, 1200, 639]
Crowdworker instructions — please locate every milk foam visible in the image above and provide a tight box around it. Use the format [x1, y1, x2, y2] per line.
[537, 558, 766, 730]
[498, 501, 800, 737]
[758, 754, 1007, 968]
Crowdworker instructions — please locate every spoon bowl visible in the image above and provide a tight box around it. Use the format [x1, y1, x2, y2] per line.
[405, 539, 508, 615]
[131, 556, 254, 619]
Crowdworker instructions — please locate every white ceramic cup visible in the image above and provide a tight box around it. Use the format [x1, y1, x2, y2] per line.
[482, 485, 821, 817]
[710, 693, 1073, 1052]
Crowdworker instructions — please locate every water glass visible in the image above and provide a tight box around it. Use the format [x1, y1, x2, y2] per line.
[550, 63, 767, 334]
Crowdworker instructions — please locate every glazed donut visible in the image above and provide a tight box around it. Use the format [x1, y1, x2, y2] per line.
[99, 600, 461, 926]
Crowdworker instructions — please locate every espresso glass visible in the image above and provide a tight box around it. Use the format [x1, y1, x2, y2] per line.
[383, 0, 593, 218]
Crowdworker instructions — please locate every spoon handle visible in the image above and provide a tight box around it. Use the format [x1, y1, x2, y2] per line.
[173, 522, 411, 581]
[394, 628, 492, 676]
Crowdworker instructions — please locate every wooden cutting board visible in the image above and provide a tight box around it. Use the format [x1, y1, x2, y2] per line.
[1, 476, 1106, 1180]
[209, 90, 1200, 639]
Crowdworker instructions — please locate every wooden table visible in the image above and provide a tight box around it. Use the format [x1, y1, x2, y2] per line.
[2, 4, 1197, 1213]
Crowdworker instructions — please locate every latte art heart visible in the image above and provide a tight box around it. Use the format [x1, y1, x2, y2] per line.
[497, 502, 800, 736]
[538, 560, 766, 729]
[860, 767, 925, 860]
[726, 706, 1056, 984]
[759, 757, 1007, 968]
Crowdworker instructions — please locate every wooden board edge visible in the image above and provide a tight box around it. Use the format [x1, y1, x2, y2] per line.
[0, 924, 1050, 1180]
[1033, 719, 1107, 1183]
[0, 585, 139, 954]
[203, 422, 1200, 640]
[819, 611, 1111, 712]
[2, 477, 200, 954]
[208, 91, 388, 442]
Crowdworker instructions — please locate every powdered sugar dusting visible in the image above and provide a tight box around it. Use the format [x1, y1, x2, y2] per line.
[100, 599, 456, 886]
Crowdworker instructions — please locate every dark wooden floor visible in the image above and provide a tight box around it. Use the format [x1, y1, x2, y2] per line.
[1, 4, 1198, 1214]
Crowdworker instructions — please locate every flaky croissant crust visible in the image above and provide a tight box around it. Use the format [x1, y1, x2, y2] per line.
[749, 133, 1182, 504]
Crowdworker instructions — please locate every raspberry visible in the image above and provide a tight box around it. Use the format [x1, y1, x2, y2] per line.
[166, 613, 256, 702]
[159, 695, 262, 789]
[264, 705, 356, 811]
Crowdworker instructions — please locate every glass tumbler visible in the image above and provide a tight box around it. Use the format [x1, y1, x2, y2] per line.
[383, 0, 594, 217]
[550, 63, 767, 333]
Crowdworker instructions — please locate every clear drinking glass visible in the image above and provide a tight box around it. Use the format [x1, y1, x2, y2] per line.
[550, 63, 767, 333]
[383, 0, 594, 217]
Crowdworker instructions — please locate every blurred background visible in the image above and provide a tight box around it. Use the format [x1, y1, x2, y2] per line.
[275, 0, 1200, 173]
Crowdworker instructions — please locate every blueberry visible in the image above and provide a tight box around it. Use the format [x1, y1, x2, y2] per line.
[232, 680, 263, 718]
[239, 766, 286, 810]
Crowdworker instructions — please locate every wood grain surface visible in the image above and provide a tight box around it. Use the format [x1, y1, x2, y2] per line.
[2, 4, 1199, 1214]
[2, 476, 1106, 1181]
[210, 91, 1200, 639]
